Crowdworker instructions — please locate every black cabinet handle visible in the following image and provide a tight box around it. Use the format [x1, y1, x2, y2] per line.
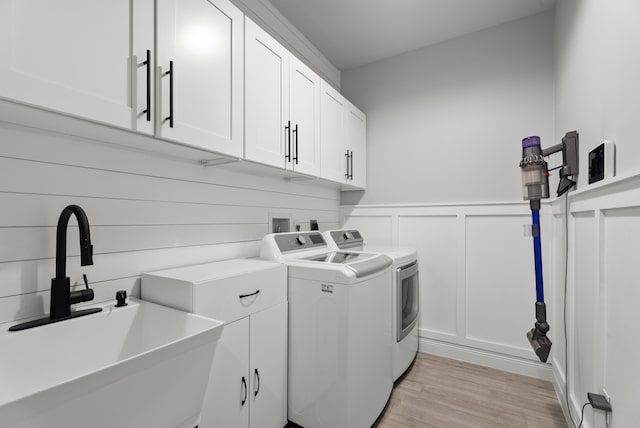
[241, 376, 247, 406]
[292, 124, 299, 164]
[239, 290, 260, 299]
[254, 368, 260, 397]
[285, 121, 291, 162]
[142, 50, 151, 122]
[349, 151, 354, 180]
[345, 150, 350, 178]
[164, 61, 174, 128]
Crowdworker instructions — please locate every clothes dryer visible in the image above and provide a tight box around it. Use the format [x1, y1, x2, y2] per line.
[261, 231, 393, 428]
[323, 229, 419, 382]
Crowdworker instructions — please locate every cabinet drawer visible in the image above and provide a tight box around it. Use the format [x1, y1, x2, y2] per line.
[142, 259, 287, 323]
[193, 266, 286, 322]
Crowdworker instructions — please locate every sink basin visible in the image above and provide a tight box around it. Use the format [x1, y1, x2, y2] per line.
[0, 297, 224, 428]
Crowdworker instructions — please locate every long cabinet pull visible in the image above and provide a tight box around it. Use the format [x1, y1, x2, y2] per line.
[141, 50, 151, 121]
[241, 376, 247, 406]
[254, 368, 260, 397]
[285, 121, 291, 162]
[349, 151, 354, 180]
[345, 150, 350, 178]
[292, 124, 299, 164]
[239, 290, 260, 299]
[164, 60, 174, 128]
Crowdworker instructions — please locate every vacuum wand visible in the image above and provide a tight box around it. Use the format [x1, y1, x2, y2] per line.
[526, 199, 552, 362]
[519, 132, 577, 362]
[519, 136, 552, 362]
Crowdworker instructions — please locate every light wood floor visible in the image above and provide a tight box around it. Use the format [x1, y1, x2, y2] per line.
[375, 353, 567, 428]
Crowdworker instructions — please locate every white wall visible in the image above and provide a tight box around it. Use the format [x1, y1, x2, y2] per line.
[341, 11, 555, 205]
[551, 1, 640, 427]
[555, 0, 640, 186]
[0, 123, 339, 325]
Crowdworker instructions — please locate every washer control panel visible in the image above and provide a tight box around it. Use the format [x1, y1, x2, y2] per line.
[274, 232, 327, 253]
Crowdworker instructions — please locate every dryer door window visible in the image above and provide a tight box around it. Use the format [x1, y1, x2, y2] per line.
[397, 262, 419, 342]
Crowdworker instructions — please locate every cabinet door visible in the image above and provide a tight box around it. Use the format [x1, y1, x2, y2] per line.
[200, 317, 250, 428]
[289, 56, 320, 176]
[320, 81, 348, 183]
[0, 0, 152, 129]
[249, 302, 288, 428]
[156, 0, 243, 157]
[345, 103, 367, 189]
[244, 17, 290, 168]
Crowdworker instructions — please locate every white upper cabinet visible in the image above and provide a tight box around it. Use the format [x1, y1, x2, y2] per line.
[0, 0, 243, 158]
[345, 101, 367, 188]
[244, 17, 289, 168]
[320, 82, 367, 189]
[245, 18, 320, 175]
[0, 0, 152, 130]
[288, 56, 321, 176]
[156, 0, 243, 157]
[320, 81, 348, 183]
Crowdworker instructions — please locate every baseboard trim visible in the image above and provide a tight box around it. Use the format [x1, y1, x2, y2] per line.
[418, 336, 553, 381]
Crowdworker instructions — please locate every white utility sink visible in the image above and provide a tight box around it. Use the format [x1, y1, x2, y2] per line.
[0, 297, 224, 428]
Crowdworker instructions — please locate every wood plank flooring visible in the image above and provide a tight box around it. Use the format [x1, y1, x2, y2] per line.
[375, 353, 567, 428]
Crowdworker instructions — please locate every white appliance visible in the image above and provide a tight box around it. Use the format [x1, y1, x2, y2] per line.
[323, 229, 419, 382]
[260, 231, 393, 428]
[141, 259, 288, 428]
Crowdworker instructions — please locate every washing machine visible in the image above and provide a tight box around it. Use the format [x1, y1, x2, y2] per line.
[323, 229, 419, 382]
[260, 231, 393, 428]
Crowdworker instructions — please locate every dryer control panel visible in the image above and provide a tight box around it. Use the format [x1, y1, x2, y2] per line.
[329, 229, 364, 249]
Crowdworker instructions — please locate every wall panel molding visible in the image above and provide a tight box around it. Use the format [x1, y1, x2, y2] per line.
[548, 176, 640, 428]
[341, 201, 553, 379]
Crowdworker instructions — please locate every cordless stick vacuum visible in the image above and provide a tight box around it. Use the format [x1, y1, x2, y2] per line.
[519, 132, 578, 362]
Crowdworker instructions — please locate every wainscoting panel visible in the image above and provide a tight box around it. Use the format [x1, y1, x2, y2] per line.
[571, 212, 597, 402]
[398, 215, 458, 336]
[341, 203, 553, 379]
[465, 214, 534, 353]
[549, 175, 640, 428]
[602, 207, 640, 426]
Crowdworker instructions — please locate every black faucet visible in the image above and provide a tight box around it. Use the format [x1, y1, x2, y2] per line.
[10, 205, 102, 331]
[50, 205, 98, 319]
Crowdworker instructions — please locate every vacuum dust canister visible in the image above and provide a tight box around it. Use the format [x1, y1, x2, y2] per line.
[519, 136, 549, 200]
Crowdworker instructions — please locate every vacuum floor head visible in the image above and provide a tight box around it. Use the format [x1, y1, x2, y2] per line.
[527, 327, 552, 363]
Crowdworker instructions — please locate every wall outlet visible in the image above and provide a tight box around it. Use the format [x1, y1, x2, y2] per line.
[588, 140, 616, 184]
[588, 392, 612, 412]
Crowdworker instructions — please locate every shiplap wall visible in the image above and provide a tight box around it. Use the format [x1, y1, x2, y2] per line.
[0, 123, 339, 325]
[340, 202, 555, 380]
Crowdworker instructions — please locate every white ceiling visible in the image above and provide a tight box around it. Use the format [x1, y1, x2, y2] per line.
[269, 0, 556, 70]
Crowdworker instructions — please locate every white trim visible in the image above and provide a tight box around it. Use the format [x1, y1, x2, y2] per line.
[418, 336, 554, 381]
[341, 200, 535, 209]
[552, 361, 574, 428]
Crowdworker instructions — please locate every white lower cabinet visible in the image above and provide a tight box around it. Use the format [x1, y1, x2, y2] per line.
[141, 259, 287, 428]
[201, 302, 287, 428]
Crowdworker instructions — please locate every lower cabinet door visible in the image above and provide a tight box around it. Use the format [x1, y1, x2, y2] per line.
[249, 302, 288, 428]
[200, 317, 250, 428]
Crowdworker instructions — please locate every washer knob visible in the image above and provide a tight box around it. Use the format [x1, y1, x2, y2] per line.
[297, 235, 307, 245]
[343, 231, 353, 240]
